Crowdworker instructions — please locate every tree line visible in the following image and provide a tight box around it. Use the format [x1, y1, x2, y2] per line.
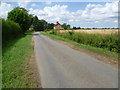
[2, 7, 72, 34]
[2, 7, 72, 44]
[32, 16, 71, 31]
[7, 7, 72, 31]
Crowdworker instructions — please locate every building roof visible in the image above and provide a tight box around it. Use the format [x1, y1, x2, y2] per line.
[54, 21, 61, 26]
[54, 21, 64, 29]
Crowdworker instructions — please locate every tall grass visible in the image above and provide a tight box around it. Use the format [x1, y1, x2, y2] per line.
[49, 30, 119, 53]
[2, 35, 36, 88]
[2, 19, 22, 44]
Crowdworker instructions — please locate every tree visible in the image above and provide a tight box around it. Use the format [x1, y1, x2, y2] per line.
[32, 16, 39, 31]
[62, 23, 71, 30]
[66, 24, 71, 29]
[7, 7, 32, 33]
[32, 16, 48, 31]
[47, 23, 54, 29]
[77, 27, 81, 29]
[39, 19, 48, 31]
[73, 26, 77, 29]
[29, 14, 34, 25]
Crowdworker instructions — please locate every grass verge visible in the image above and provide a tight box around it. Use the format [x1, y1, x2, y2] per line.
[2, 34, 37, 88]
[41, 32, 118, 61]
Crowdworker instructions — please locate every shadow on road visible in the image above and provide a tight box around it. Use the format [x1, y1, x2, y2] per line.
[32, 33, 39, 36]
[25, 31, 40, 36]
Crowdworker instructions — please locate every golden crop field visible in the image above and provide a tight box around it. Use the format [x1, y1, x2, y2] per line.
[60, 29, 118, 34]
[50, 29, 119, 53]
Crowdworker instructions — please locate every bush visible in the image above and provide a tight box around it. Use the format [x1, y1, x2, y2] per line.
[44, 29, 53, 32]
[2, 19, 22, 44]
[49, 30, 60, 35]
[50, 31, 119, 53]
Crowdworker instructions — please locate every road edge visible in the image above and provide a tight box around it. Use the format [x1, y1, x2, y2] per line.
[41, 32, 118, 68]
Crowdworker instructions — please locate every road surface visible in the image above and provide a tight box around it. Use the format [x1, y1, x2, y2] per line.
[34, 32, 118, 88]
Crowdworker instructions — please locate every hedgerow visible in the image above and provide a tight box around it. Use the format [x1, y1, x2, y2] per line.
[49, 30, 119, 53]
[2, 18, 22, 44]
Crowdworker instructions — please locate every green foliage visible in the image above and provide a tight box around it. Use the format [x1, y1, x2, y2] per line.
[62, 23, 71, 30]
[39, 19, 48, 31]
[47, 23, 54, 29]
[32, 16, 39, 31]
[2, 35, 36, 88]
[49, 30, 59, 35]
[2, 18, 22, 44]
[44, 29, 53, 32]
[68, 31, 74, 36]
[32, 16, 47, 31]
[7, 7, 33, 33]
[73, 26, 81, 29]
[49, 31, 119, 53]
[73, 27, 77, 29]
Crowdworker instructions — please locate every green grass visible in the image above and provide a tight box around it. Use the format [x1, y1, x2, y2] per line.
[41, 32, 118, 60]
[2, 34, 36, 88]
[50, 30, 119, 53]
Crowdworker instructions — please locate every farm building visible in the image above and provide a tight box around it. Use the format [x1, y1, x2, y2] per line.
[54, 21, 64, 30]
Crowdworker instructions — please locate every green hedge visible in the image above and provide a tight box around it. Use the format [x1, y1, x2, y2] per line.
[50, 30, 119, 53]
[2, 19, 22, 44]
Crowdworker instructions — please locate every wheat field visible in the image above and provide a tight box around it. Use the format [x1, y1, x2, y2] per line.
[60, 29, 118, 34]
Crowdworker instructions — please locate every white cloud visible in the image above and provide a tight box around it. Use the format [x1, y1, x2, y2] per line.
[17, 0, 32, 8]
[95, 21, 99, 23]
[31, 3, 38, 7]
[18, 2, 28, 8]
[29, 5, 70, 23]
[114, 20, 118, 23]
[29, 1, 118, 24]
[44, 1, 52, 5]
[0, 2, 13, 19]
[81, 1, 118, 23]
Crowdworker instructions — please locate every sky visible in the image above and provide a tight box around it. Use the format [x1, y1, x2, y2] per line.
[0, 1, 119, 28]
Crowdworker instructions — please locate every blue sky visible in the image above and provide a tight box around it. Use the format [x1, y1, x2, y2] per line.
[0, 1, 118, 28]
[7, 2, 106, 12]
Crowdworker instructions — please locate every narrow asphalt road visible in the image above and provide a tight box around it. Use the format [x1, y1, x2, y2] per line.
[34, 32, 118, 88]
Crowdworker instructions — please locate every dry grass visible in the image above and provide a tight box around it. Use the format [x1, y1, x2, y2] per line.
[60, 29, 118, 34]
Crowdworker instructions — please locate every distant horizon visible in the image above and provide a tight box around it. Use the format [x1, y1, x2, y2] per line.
[0, 1, 119, 28]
